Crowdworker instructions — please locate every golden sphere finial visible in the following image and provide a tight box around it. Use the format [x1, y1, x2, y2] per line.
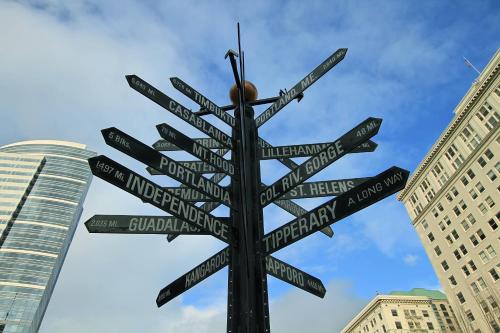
[229, 81, 258, 104]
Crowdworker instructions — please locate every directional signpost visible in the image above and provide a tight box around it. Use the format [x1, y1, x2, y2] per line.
[86, 26, 409, 333]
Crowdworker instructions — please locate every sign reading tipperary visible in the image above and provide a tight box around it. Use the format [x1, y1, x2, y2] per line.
[260, 117, 382, 207]
[279, 178, 370, 200]
[84, 215, 230, 234]
[153, 138, 223, 151]
[126, 75, 232, 148]
[157, 123, 235, 176]
[170, 77, 235, 127]
[255, 48, 347, 127]
[258, 140, 377, 160]
[265, 256, 325, 298]
[102, 127, 231, 207]
[262, 166, 409, 255]
[88, 155, 231, 243]
[157, 247, 230, 307]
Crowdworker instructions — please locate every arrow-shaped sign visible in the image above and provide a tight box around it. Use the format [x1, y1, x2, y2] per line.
[262, 166, 409, 255]
[147, 161, 217, 175]
[279, 178, 370, 200]
[255, 48, 347, 127]
[88, 155, 231, 243]
[153, 138, 223, 151]
[157, 247, 230, 307]
[265, 256, 325, 298]
[260, 117, 382, 207]
[258, 140, 377, 160]
[156, 123, 235, 176]
[170, 77, 235, 127]
[126, 75, 232, 148]
[85, 215, 231, 234]
[102, 127, 232, 207]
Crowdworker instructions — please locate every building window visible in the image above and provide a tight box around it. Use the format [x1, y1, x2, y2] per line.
[467, 169, 476, 179]
[484, 148, 494, 160]
[422, 310, 429, 317]
[467, 213, 476, 225]
[469, 260, 477, 271]
[457, 292, 466, 304]
[488, 218, 498, 230]
[478, 203, 487, 214]
[466, 310, 475, 322]
[428, 232, 435, 242]
[478, 277, 487, 289]
[480, 300, 490, 313]
[480, 251, 489, 263]
[469, 188, 478, 199]
[439, 221, 446, 231]
[446, 235, 454, 244]
[441, 260, 449, 271]
[395, 321, 402, 329]
[382, 324, 386, 333]
[446, 193, 453, 202]
[432, 208, 439, 217]
[449, 275, 457, 286]
[489, 268, 499, 281]
[487, 169, 497, 181]
[478, 156, 487, 167]
[454, 250, 462, 260]
[453, 206, 461, 216]
[487, 296, 498, 309]
[486, 245, 496, 258]
[475, 182, 485, 193]
[391, 309, 398, 316]
[434, 246, 442, 256]
[379, 313, 382, 320]
[459, 200, 467, 210]
[451, 229, 459, 240]
[444, 215, 451, 225]
[462, 265, 471, 276]
[470, 282, 480, 294]
[477, 229, 486, 240]
[461, 219, 470, 231]
[422, 220, 429, 230]
[461, 176, 469, 186]
[486, 196, 495, 208]
[470, 235, 479, 246]
[460, 244, 468, 255]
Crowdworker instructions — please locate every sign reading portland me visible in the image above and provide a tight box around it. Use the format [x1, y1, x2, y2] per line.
[85, 25, 409, 333]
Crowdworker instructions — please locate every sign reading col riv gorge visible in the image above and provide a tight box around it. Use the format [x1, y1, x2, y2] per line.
[86, 33, 408, 333]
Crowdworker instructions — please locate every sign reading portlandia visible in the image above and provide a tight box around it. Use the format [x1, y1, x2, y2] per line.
[258, 140, 377, 160]
[85, 215, 231, 234]
[88, 155, 231, 243]
[279, 178, 370, 200]
[157, 123, 235, 176]
[260, 118, 382, 207]
[157, 247, 230, 307]
[262, 167, 409, 255]
[265, 256, 325, 298]
[153, 138, 222, 151]
[255, 48, 347, 127]
[102, 127, 231, 207]
[170, 77, 235, 127]
[126, 75, 232, 148]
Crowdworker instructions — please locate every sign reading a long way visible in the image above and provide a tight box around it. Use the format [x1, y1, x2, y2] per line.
[260, 117, 382, 207]
[262, 166, 409, 255]
[88, 155, 231, 243]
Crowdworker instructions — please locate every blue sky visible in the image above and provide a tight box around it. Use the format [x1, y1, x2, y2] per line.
[1, 0, 499, 332]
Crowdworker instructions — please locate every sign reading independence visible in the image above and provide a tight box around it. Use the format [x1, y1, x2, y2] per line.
[102, 127, 231, 207]
[262, 167, 409, 254]
[255, 48, 347, 127]
[88, 155, 231, 243]
[260, 118, 382, 207]
[126, 75, 232, 148]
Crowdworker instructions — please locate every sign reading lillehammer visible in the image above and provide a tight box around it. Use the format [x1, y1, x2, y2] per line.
[85, 33, 409, 333]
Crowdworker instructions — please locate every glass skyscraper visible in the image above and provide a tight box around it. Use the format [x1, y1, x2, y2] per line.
[0, 140, 95, 333]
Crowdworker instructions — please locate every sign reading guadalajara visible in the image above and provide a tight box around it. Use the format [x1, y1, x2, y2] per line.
[84, 215, 229, 234]
[88, 155, 231, 243]
[126, 75, 232, 148]
[157, 123, 235, 176]
[156, 247, 230, 307]
[102, 128, 231, 207]
[170, 77, 235, 127]
[260, 117, 382, 207]
[255, 48, 347, 127]
[262, 166, 409, 255]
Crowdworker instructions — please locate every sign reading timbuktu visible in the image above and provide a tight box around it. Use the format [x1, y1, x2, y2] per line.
[86, 31, 409, 333]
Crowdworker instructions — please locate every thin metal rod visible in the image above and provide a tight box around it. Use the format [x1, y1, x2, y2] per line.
[194, 95, 303, 115]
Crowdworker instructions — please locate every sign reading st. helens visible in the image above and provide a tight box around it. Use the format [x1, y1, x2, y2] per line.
[88, 155, 231, 243]
[156, 123, 235, 176]
[126, 75, 232, 148]
[260, 117, 382, 207]
[255, 48, 347, 127]
[102, 127, 231, 207]
[262, 167, 409, 255]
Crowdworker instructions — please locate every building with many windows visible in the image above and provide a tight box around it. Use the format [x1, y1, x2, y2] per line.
[0, 140, 95, 333]
[398, 49, 499, 333]
[341, 288, 462, 333]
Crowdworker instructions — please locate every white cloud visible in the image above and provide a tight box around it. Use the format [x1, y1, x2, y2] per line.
[403, 254, 419, 266]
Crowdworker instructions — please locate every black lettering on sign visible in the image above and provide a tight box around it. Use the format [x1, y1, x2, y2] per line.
[156, 247, 230, 307]
[88, 155, 231, 243]
[262, 166, 409, 255]
[255, 48, 347, 127]
[259, 118, 382, 207]
[156, 123, 234, 176]
[126, 75, 232, 148]
[170, 77, 235, 127]
[102, 127, 231, 207]
[265, 256, 326, 298]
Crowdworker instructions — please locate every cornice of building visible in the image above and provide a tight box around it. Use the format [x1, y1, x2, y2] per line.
[1, 140, 87, 150]
[340, 295, 434, 333]
[398, 48, 500, 201]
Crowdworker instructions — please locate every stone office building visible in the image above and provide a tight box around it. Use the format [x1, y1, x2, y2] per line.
[398, 49, 499, 332]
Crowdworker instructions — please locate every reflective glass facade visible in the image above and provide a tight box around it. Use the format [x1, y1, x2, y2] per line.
[0, 141, 95, 333]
